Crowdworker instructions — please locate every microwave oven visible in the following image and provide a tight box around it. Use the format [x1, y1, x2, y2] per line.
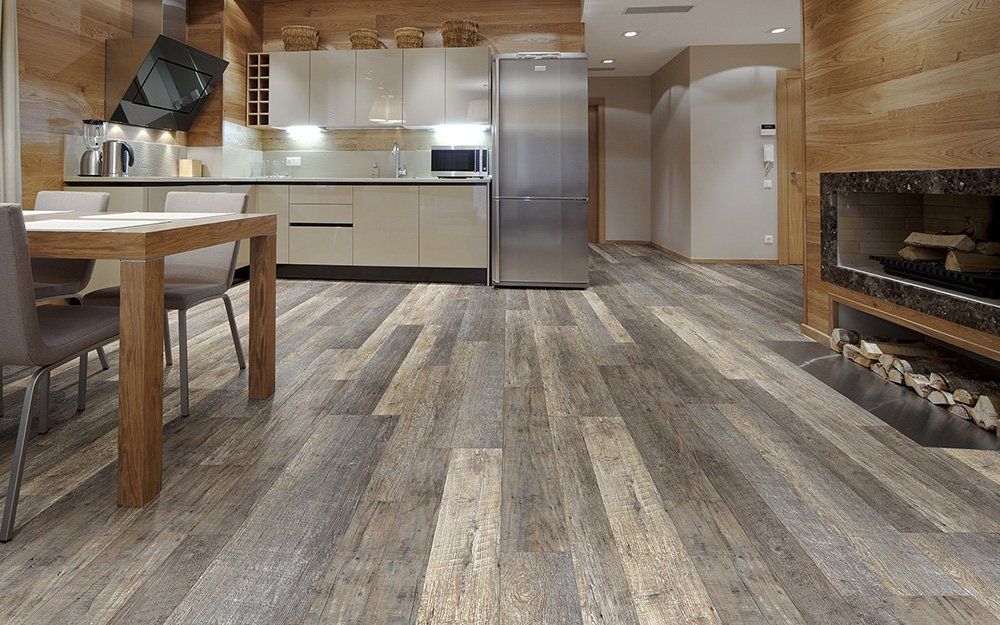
[430, 146, 489, 178]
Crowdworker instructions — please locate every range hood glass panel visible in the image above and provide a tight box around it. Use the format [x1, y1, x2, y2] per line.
[107, 35, 228, 131]
[133, 57, 213, 114]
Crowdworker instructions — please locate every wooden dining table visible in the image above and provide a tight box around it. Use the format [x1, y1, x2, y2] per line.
[26, 213, 277, 507]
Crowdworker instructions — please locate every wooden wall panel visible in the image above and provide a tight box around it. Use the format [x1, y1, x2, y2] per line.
[17, 0, 133, 209]
[801, 0, 1000, 354]
[261, 0, 584, 53]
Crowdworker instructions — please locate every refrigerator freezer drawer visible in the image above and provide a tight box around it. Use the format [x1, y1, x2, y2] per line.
[493, 198, 588, 287]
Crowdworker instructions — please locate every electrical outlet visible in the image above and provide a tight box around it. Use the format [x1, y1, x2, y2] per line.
[285, 156, 301, 167]
[764, 235, 774, 245]
[763, 179, 774, 189]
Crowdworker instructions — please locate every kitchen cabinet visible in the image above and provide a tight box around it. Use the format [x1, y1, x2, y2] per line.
[81, 186, 147, 293]
[257, 184, 290, 264]
[269, 52, 311, 127]
[353, 186, 419, 266]
[356, 49, 403, 126]
[418, 186, 489, 268]
[288, 226, 353, 265]
[446, 47, 491, 124]
[146, 185, 185, 212]
[309, 51, 356, 128]
[289, 204, 352, 225]
[289, 185, 353, 205]
[403, 49, 445, 127]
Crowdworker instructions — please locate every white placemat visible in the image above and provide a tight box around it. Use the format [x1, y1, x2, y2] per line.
[23, 210, 72, 220]
[81, 212, 225, 221]
[25, 219, 169, 231]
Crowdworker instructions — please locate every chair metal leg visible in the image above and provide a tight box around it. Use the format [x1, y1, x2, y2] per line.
[163, 310, 173, 367]
[2, 367, 49, 542]
[178, 310, 189, 417]
[77, 355, 88, 412]
[96, 347, 110, 371]
[36, 370, 50, 435]
[222, 294, 246, 371]
[1, 366, 4, 418]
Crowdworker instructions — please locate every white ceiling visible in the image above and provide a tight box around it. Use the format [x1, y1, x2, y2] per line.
[583, 0, 801, 76]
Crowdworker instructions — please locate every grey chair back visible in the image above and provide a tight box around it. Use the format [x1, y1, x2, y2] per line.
[163, 192, 249, 287]
[0, 205, 48, 367]
[30, 191, 111, 297]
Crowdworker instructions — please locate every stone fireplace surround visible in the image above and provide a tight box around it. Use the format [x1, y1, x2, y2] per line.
[820, 168, 1000, 337]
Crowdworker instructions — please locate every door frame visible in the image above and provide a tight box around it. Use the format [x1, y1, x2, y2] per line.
[588, 96, 606, 243]
[776, 69, 805, 265]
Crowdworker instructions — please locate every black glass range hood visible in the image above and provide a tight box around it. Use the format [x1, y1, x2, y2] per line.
[105, 35, 228, 132]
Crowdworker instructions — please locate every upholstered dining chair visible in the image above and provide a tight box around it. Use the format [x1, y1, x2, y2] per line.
[0, 204, 120, 542]
[31, 191, 113, 371]
[86, 192, 249, 417]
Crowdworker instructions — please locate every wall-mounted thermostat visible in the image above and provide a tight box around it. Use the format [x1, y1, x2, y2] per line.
[760, 124, 776, 136]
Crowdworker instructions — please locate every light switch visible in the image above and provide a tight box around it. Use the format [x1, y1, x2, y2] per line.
[286, 156, 302, 167]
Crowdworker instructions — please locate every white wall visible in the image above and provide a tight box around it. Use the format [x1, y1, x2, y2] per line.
[649, 44, 800, 260]
[588, 76, 651, 241]
[689, 44, 801, 260]
[650, 49, 692, 256]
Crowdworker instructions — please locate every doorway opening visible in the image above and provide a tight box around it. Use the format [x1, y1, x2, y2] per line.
[588, 97, 606, 243]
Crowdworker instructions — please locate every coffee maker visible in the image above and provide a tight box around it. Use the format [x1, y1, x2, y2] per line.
[79, 119, 106, 176]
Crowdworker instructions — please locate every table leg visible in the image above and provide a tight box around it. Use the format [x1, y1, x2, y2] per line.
[249, 234, 276, 400]
[117, 259, 164, 507]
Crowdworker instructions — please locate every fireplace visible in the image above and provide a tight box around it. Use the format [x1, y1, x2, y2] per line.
[820, 169, 1000, 337]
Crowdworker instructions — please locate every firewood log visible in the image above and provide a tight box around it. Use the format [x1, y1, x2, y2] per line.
[928, 373, 951, 392]
[887, 368, 905, 384]
[830, 328, 861, 353]
[977, 241, 1000, 256]
[945, 251, 1000, 273]
[904, 232, 976, 251]
[970, 395, 999, 432]
[892, 358, 913, 375]
[858, 340, 884, 360]
[949, 404, 974, 420]
[870, 363, 889, 379]
[927, 390, 955, 406]
[905, 372, 932, 398]
[899, 246, 947, 261]
[953, 389, 977, 406]
[878, 354, 896, 370]
[843, 344, 874, 367]
[865, 342, 936, 358]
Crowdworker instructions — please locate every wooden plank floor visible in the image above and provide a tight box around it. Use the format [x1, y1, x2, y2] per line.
[2, 243, 999, 624]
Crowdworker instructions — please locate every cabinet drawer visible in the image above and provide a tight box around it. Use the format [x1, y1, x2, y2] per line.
[289, 185, 353, 205]
[288, 226, 353, 265]
[289, 204, 353, 224]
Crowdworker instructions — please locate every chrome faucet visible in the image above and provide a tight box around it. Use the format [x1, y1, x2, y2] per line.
[391, 142, 407, 178]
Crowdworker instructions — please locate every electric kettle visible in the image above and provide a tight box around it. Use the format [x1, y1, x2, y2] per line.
[101, 140, 135, 177]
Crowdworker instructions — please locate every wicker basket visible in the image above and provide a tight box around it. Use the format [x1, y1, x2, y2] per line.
[394, 27, 425, 49]
[350, 28, 386, 50]
[281, 25, 319, 51]
[441, 20, 479, 47]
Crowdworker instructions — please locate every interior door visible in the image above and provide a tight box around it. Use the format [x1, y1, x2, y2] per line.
[777, 69, 805, 265]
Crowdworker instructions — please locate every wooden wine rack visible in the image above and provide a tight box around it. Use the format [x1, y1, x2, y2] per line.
[247, 52, 270, 127]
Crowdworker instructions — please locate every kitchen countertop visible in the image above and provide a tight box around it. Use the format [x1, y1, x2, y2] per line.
[64, 176, 491, 185]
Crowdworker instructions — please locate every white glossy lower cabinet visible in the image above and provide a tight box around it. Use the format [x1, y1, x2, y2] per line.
[288, 226, 353, 265]
[353, 186, 419, 266]
[418, 186, 488, 268]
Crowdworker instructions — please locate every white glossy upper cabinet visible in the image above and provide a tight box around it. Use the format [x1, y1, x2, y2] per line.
[356, 49, 403, 127]
[445, 47, 491, 124]
[269, 52, 311, 127]
[309, 50, 356, 127]
[402, 48, 445, 127]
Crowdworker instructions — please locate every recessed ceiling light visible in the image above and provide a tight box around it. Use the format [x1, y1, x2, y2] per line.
[623, 31, 639, 38]
[602, 58, 615, 64]
[769, 26, 788, 34]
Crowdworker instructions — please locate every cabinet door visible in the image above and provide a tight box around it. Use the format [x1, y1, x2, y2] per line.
[80, 186, 147, 293]
[257, 185, 290, 264]
[419, 185, 489, 268]
[270, 52, 311, 127]
[353, 186, 419, 266]
[146, 185, 187, 212]
[446, 47, 491, 124]
[403, 48, 445, 127]
[288, 227, 353, 265]
[310, 50, 356, 127]
[356, 49, 403, 126]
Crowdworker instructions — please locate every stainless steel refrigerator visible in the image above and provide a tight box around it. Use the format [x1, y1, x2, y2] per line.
[491, 53, 589, 288]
